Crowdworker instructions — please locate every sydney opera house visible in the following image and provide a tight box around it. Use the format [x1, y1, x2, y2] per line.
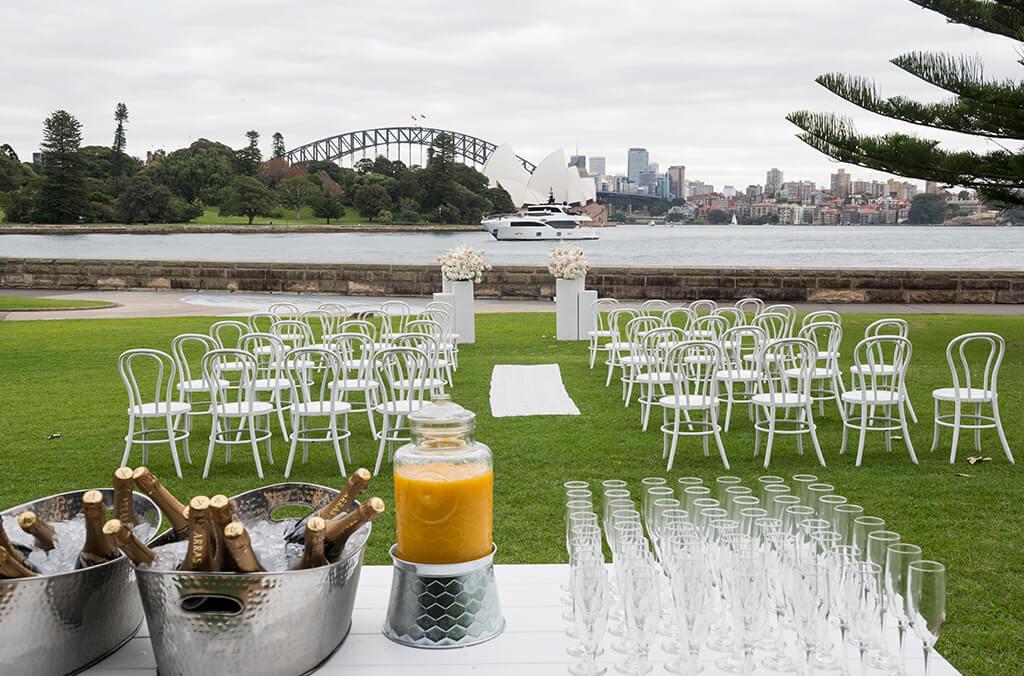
[481, 144, 597, 208]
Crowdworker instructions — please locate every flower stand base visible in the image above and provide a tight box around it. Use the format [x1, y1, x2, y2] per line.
[555, 277, 586, 341]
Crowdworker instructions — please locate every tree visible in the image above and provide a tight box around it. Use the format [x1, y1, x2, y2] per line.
[220, 175, 276, 224]
[257, 157, 306, 188]
[0, 151, 34, 193]
[1, 144, 18, 161]
[36, 110, 88, 223]
[272, 132, 286, 159]
[907, 192, 953, 223]
[706, 209, 731, 224]
[277, 176, 317, 220]
[115, 174, 175, 223]
[235, 130, 262, 175]
[353, 182, 392, 219]
[109, 102, 130, 193]
[147, 139, 238, 203]
[397, 197, 421, 223]
[787, 0, 1024, 206]
[312, 192, 345, 223]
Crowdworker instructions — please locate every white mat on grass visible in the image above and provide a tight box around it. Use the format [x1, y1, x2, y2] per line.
[489, 364, 581, 417]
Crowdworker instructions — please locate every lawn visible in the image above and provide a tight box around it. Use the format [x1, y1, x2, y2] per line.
[185, 206, 475, 228]
[0, 295, 114, 311]
[0, 312, 1020, 673]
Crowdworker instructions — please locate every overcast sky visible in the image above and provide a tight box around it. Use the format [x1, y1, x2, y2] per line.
[1, 0, 1015, 189]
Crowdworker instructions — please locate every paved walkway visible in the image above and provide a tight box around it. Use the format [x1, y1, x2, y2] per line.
[2, 288, 1023, 321]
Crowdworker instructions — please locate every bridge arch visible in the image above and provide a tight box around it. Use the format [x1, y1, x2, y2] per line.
[285, 126, 536, 172]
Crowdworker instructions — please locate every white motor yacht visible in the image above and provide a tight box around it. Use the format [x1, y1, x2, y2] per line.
[482, 203, 599, 241]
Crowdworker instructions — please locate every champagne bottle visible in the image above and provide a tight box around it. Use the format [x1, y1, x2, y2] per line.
[208, 495, 233, 571]
[132, 467, 189, 537]
[179, 496, 217, 572]
[222, 522, 266, 573]
[323, 497, 385, 558]
[294, 517, 328, 570]
[283, 468, 372, 544]
[0, 519, 38, 572]
[0, 545, 37, 579]
[77, 490, 118, 568]
[18, 511, 56, 551]
[104, 519, 156, 565]
[113, 466, 137, 525]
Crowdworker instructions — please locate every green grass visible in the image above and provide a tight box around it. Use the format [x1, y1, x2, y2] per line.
[0, 312, 1020, 673]
[0, 295, 114, 311]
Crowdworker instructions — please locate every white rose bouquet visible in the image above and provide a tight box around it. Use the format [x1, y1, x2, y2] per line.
[548, 244, 591, 280]
[438, 245, 491, 283]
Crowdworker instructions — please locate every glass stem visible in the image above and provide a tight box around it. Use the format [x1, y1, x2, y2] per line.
[689, 646, 700, 676]
[859, 647, 868, 676]
[923, 645, 932, 676]
[896, 625, 907, 675]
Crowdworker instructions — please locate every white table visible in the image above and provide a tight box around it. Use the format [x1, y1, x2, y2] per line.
[85, 564, 960, 675]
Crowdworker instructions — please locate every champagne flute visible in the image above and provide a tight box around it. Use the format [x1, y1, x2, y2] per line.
[756, 475, 785, 500]
[676, 476, 704, 497]
[665, 553, 711, 675]
[621, 560, 661, 675]
[885, 543, 922, 676]
[790, 474, 818, 503]
[832, 503, 864, 547]
[817, 494, 848, 524]
[907, 560, 946, 676]
[769, 494, 801, 522]
[571, 560, 610, 676]
[852, 516, 885, 561]
[715, 475, 744, 501]
[845, 561, 883, 676]
[865, 530, 902, 668]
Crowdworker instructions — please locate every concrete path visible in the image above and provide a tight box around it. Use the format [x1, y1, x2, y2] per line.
[2, 288, 1023, 321]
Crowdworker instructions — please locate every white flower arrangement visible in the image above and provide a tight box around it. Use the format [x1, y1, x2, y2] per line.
[548, 244, 591, 280]
[438, 245, 491, 283]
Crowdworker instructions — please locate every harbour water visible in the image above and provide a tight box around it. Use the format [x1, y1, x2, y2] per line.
[2, 225, 1022, 269]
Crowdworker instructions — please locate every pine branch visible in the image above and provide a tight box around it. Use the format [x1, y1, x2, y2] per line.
[890, 52, 1024, 107]
[816, 72, 1024, 139]
[908, 0, 1024, 40]
[786, 111, 1024, 205]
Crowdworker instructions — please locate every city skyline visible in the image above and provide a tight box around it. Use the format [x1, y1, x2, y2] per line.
[0, 0, 1013, 189]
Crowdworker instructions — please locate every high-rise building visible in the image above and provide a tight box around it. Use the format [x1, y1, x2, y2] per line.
[589, 156, 606, 177]
[637, 168, 659, 192]
[569, 155, 586, 171]
[722, 185, 736, 198]
[766, 167, 784, 193]
[655, 175, 672, 200]
[667, 165, 686, 199]
[627, 147, 649, 184]
[647, 161, 659, 174]
[830, 168, 851, 198]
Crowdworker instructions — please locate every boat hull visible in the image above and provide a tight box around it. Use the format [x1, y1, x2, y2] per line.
[492, 226, 599, 241]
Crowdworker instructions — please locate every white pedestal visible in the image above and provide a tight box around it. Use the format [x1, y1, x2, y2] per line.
[555, 277, 586, 341]
[448, 280, 476, 344]
[577, 289, 598, 341]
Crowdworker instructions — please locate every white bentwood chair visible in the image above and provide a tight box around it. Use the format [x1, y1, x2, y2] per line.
[282, 347, 352, 479]
[587, 298, 620, 369]
[752, 338, 827, 469]
[659, 340, 728, 471]
[791, 321, 845, 418]
[171, 333, 226, 439]
[848, 318, 920, 423]
[840, 335, 918, 467]
[119, 349, 191, 478]
[372, 346, 430, 475]
[202, 349, 274, 479]
[715, 325, 766, 432]
[930, 332, 1014, 464]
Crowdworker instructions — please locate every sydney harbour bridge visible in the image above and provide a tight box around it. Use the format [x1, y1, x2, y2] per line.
[285, 126, 659, 207]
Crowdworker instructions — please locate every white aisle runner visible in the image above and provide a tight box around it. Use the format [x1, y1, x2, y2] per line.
[489, 364, 581, 417]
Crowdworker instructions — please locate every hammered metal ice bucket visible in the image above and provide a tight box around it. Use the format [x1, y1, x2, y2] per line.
[134, 483, 370, 676]
[383, 543, 504, 648]
[0, 489, 161, 675]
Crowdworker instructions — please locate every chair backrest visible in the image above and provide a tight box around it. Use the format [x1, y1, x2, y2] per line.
[640, 326, 685, 371]
[713, 307, 745, 330]
[406, 318, 443, 341]
[734, 297, 765, 316]
[202, 349, 259, 413]
[797, 321, 843, 369]
[318, 302, 348, 318]
[801, 310, 841, 329]
[753, 311, 791, 342]
[425, 300, 455, 316]
[625, 316, 662, 349]
[374, 346, 430, 409]
[209, 320, 249, 349]
[421, 308, 453, 338]
[719, 325, 767, 374]
[118, 349, 178, 413]
[357, 308, 389, 335]
[663, 307, 696, 332]
[327, 332, 375, 379]
[865, 317, 908, 339]
[850, 335, 913, 399]
[608, 307, 640, 342]
[758, 338, 817, 404]
[270, 319, 313, 347]
[689, 299, 718, 315]
[269, 302, 300, 320]
[393, 331, 443, 381]
[689, 314, 728, 342]
[381, 300, 413, 336]
[945, 332, 1005, 398]
[339, 318, 378, 341]
[284, 347, 342, 411]
[592, 298, 620, 333]
[301, 309, 336, 341]
[640, 299, 671, 316]
[762, 304, 796, 334]
[171, 333, 218, 389]
[665, 340, 721, 400]
[239, 332, 286, 382]
[247, 312, 276, 334]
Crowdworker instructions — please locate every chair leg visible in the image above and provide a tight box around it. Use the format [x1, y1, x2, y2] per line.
[122, 415, 135, 467]
[166, 415, 183, 479]
[330, 414, 346, 476]
[374, 416, 390, 476]
[273, 390, 290, 442]
[662, 407, 669, 460]
[806, 404, 826, 467]
[929, 399, 941, 452]
[795, 408, 805, 457]
[900, 404, 918, 465]
[905, 389, 919, 424]
[724, 382, 734, 432]
[855, 406, 869, 467]
[284, 419, 300, 479]
[666, 410, 681, 471]
[949, 402, 962, 464]
[763, 411, 777, 469]
[203, 416, 218, 479]
[991, 398, 1015, 464]
[840, 409, 850, 456]
[343, 414, 352, 463]
[884, 405, 893, 453]
[249, 416, 264, 479]
[140, 417, 149, 465]
[711, 407, 729, 470]
[974, 402, 982, 452]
